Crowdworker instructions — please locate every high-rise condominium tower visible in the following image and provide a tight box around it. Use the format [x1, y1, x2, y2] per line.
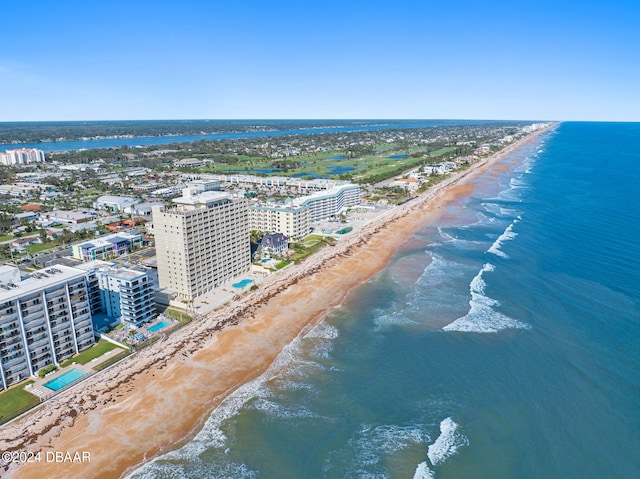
[152, 189, 250, 301]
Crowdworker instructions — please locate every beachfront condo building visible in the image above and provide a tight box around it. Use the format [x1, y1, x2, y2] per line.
[96, 268, 155, 328]
[0, 265, 95, 390]
[292, 183, 362, 221]
[0, 148, 45, 166]
[249, 203, 310, 239]
[152, 189, 251, 301]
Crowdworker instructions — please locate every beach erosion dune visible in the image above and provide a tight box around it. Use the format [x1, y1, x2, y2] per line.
[0, 126, 553, 479]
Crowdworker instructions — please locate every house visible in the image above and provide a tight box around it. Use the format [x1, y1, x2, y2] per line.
[255, 232, 289, 259]
[94, 195, 137, 212]
[389, 178, 420, 192]
[174, 158, 205, 168]
[21, 204, 41, 212]
[11, 236, 42, 253]
[423, 164, 448, 175]
[13, 212, 39, 223]
[48, 210, 95, 225]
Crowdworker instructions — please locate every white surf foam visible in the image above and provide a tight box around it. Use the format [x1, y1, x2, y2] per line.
[509, 177, 526, 188]
[374, 310, 416, 329]
[127, 459, 258, 479]
[427, 417, 469, 466]
[435, 227, 484, 248]
[487, 221, 518, 258]
[336, 424, 428, 477]
[499, 207, 518, 217]
[437, 226, 455, 241]
[304, 321, 339, 340]
[413, 461, 436, 479]
[476, 211, 496, 224]
[443, 263, 530, 333]
[251, 398, 320, 420]
[417, 253, 467, 287]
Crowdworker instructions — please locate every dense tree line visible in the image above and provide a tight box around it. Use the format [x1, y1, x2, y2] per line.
[0, 120, 390, 144]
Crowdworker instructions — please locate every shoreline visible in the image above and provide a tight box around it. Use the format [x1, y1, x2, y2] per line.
[0, 125, 555, 479]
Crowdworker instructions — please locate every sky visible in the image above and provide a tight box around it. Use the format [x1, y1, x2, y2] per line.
[1, 0, 639, 122]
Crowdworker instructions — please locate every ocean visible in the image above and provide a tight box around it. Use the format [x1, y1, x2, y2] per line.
[127, 122, 640, 479]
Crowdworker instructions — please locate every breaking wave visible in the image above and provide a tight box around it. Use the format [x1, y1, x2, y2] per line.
[413, 461, 436, 479]
[325, 423, 428, 478]
[427, 417, 469, 466]
[443, 263, 530, 333]
[487, 221, 518, 258]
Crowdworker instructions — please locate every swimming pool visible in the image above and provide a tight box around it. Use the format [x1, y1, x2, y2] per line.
[148, 320, 170, 333]
[43, 368, 87, 391]
[232, 279, 253, 288]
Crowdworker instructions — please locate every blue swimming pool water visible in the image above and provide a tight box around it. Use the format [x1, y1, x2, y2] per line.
[232, 279, 253, 288]
[43, 368, 87, 391]
[148, 321, 170, 333]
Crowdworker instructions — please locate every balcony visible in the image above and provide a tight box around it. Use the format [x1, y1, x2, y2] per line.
[0, 337, 22, 350]
[55, 349, 75, 361]
[50, 322, 70, 334]
[25, 327, 46, 339]
[30, 349, 51, 363]
[74, 319, 92, 331]
[2, 354, 26, 369]
[27, 335, 49, 349]
[48, 302, 69, 312]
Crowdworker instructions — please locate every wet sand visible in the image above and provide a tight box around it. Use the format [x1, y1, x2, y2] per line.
[0, 126, 553, 479]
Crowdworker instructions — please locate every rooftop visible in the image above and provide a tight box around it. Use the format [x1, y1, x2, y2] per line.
[74, 232, 143, 249]
[171, 189, 233, 208]
[292, 183, 360, 206]
[104, 268, 146, 281]
[73, 260, 116, 272]
[0, 265, 86, 303]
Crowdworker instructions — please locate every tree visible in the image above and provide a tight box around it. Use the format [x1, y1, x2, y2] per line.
[61, 228, 73, 244]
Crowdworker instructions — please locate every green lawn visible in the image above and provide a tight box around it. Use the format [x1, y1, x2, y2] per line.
[60, 340, 122, 367]
[78, 188, 101, 196]
[162, 307, 193, 323]
[193, 144, 459, 184]
[303, 234, 324, 244]
[92, 350, 131, 371]
[26, 242, 57, 254]
[427, 146, 456, 157]
[0, 381, 39, 425]
[0, 235, 14, 242]
[290, 240, 326, 263]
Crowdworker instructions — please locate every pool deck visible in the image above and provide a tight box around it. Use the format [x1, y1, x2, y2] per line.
[190, 270, 269, 315]
[25, 348, 122, 399]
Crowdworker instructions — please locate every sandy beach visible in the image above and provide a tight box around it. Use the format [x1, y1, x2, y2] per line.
[0, 126, 553, 479]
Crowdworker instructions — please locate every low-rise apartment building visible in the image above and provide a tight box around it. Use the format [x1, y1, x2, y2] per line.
[71, 232, 144, 261]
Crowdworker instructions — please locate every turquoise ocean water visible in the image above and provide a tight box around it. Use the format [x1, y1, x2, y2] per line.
[128, 123, 640, 479]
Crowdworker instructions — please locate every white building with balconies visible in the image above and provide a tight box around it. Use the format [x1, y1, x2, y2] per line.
[0, 266, 95, 390]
